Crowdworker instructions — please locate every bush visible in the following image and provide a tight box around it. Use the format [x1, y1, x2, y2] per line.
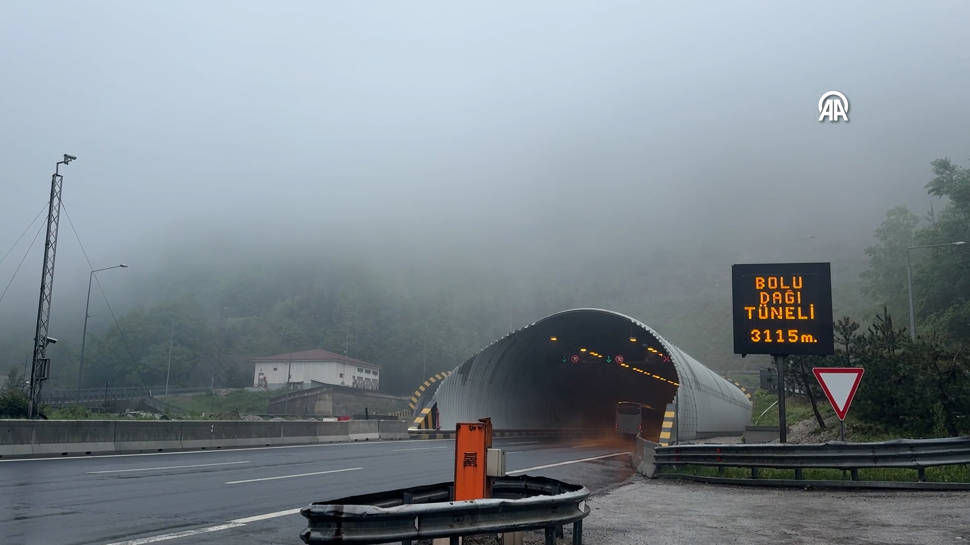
[838, 310, 969, 437]
[0, 388, 29, 418]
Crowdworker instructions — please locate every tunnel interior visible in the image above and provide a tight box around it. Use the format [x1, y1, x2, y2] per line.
[441, 309, 682, 441]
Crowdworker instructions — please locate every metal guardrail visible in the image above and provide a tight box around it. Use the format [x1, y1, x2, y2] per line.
[301, 475, 590, 545]
[654, 436, 970, 486]
[40, 386, 211, 405]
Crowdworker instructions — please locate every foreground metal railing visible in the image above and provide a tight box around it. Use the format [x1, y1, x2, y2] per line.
[650, 436, 970, 488]
[301, 475, 590, 545]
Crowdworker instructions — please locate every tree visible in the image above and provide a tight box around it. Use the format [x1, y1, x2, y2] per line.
[865, 157, 970, 344]
[0, 366, 28, 417]
[916, 158, 970, 341]
[863, 206, 919, 323]
[849, 308, 970, 436]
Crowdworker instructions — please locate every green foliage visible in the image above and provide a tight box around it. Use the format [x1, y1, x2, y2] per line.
[161, 389, 277, 418]
[79, 265, 492, 395]
[812, 310, 970, 437]
[762, 308, 968, 438]
[81, 296, 212, 389]
[1, 367, 28, 417]
[862, 207, 919, 322]
[865, 157, 970, 342]
[44, 404, 95, 419]
[0, 388, 28, 418]
[750, 389, 814, 427]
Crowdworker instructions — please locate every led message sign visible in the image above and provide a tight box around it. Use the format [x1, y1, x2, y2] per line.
[732, 262, 834, 355]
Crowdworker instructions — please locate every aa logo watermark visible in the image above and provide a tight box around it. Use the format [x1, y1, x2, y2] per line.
[818, 91, 849, 122]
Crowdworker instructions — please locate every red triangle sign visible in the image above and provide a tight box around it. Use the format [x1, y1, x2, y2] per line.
[812, 367, 864, 421]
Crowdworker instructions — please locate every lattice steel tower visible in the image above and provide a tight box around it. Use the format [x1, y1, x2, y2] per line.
[27, 154, 76, 418]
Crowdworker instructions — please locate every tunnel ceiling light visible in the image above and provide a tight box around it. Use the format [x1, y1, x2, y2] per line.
[579, 347, 587, 352]
[549, 336, 558, 342]
[629, 337, 637, 343]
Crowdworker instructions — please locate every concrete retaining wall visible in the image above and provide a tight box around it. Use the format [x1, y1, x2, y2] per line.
[267, 385, 409, 417]
[743, 425, 780, 443]
[0, 419, 407, 458]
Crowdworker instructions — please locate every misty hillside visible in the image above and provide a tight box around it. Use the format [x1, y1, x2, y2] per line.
[2, 2, 969, 395]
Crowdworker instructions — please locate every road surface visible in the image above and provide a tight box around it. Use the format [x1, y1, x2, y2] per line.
[0, 437, 634, 545]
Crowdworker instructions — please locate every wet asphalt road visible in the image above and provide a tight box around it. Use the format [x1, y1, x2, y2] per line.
[0, 437, 635, 545]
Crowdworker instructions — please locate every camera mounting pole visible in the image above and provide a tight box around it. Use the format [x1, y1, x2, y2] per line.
[27, 154, 75, 418]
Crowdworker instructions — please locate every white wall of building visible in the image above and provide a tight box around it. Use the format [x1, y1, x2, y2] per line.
[253, 359, 380, 390]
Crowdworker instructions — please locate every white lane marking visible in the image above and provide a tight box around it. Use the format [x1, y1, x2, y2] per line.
[225, 466, 362, 484]
[88, 461, 250, 474]
[498, 441, 539, 446]
[392, 446, 448, 452]
[104, 523, 244, 545]
[229, 508, 302, 524]
[102, 508, 305, 545]
[507, 452, 630, 475]
[0, 438, 453, 463]
[101, 451, 628, 544]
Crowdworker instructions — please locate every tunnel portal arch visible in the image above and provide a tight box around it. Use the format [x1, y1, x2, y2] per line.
[429, 308, 751, 441]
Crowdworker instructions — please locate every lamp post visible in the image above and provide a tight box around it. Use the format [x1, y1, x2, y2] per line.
[77, 264, 128, 400]
[906, 241, 966, 341]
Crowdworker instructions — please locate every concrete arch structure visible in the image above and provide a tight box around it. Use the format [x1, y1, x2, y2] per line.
[430, 308, 751, 441]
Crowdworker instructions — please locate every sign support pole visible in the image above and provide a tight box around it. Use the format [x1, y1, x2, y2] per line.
[774, 354, 786, 443]
[840, 420, 845, 442]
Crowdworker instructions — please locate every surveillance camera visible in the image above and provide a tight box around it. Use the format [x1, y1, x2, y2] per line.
[45, 336, 58, 344]
[63, 154, 77, 163]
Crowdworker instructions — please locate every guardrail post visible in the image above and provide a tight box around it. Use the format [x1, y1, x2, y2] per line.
[850, 468, 859, 481]
[544, 526, 556, 545]
[402, 492, 414, 545]
[794, 468, 803, 480]
[918, 467, 926, 482]
[751, 467, 759, 478]
[573, 520, 583, 545]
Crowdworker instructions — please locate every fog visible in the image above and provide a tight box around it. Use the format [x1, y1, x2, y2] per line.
[2, 1, 969, 382]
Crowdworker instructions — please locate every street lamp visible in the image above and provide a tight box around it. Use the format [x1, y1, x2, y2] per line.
[906, 241, 966, 341]
[77, 264, 128, 398]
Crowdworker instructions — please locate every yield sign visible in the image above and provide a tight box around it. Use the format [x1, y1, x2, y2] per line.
[812, 367, 864, 421]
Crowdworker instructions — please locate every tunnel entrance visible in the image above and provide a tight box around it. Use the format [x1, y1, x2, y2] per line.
[530, 312, 680, 441]
[428, 309, 751, 441]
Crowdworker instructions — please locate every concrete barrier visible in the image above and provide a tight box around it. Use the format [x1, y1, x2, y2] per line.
[314, 421, 350, 443]
[348, 420, 379, 441]
[114, 421, 182, 452]
[632, 434, 659, 477]
[281, 421, 320, 444]
[0, 420, 41, 456]
[31, 420, 115, 455]
[406, 428, 611, 441]
[181, 421, 285, 449]
[743, 425, 780, 443]
[378, 420, 408, 440]
[0, 418, 410, 458]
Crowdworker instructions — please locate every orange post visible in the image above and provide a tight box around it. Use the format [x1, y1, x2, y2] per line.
[453, 420, 490, 500]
